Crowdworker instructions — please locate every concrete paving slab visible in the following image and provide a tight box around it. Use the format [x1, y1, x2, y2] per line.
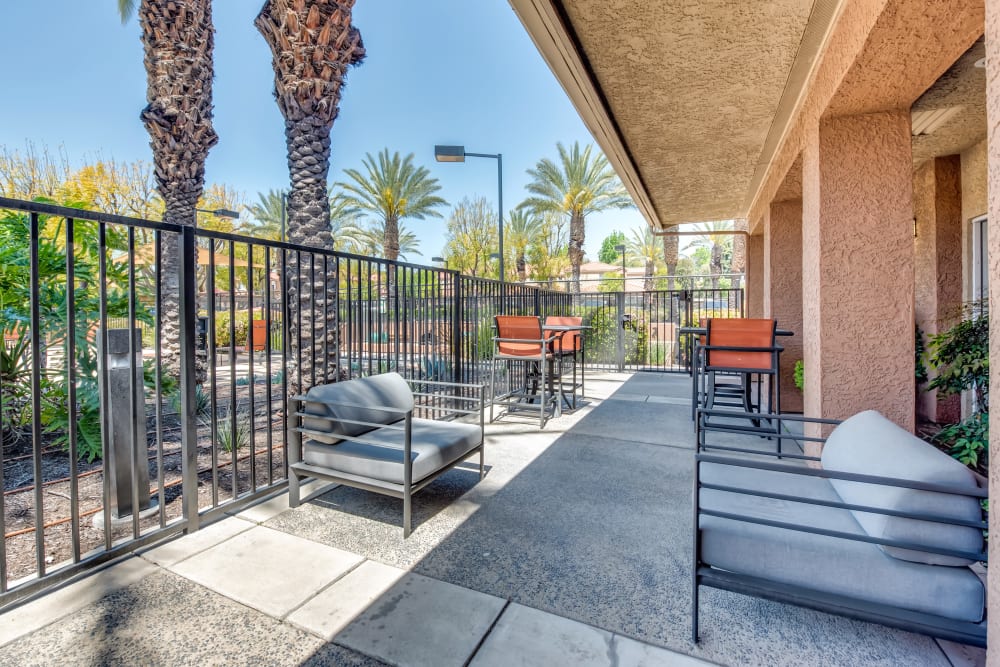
[470, 603, 613, 667]
[936, 638, 986, 667]
[139, 515, 252, 567]
[228, 479, 331, 523]
[0, 556, 156, 648]
[334, 572, 505, 667]
[0, 569, 331, 667]
[614, 633, 719, 666]
[169, 525, 363, 617]
[289, 559, 406, 639]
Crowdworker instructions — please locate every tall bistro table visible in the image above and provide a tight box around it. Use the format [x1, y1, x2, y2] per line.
[679, 325, 794, 420]
[543, 323, 591, 413]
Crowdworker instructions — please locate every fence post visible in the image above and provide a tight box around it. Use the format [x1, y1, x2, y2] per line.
[178, 226, 200, 533]
[534, 289, 541, 317]
[616, 290, 625, 372]
[452, 272, 463, 384]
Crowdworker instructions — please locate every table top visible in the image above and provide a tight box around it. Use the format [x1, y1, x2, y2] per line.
[678, 326, 794, 337]
[544, 324, 592, 332]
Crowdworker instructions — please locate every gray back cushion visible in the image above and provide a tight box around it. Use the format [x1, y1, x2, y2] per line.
[301, 372, 414, 444]
[822, 410, 984, 566]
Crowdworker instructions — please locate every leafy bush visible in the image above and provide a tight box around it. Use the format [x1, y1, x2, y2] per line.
[934, 412, 988, 474]
[583, 307, 649, 365]
[213, 311, 250, 348]
[793, 359, 804, 391]
[927, 308, 988, 410]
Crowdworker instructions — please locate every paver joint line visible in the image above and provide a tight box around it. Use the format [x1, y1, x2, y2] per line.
[462, 597, 512, 667]
[280, 556, 371, 623]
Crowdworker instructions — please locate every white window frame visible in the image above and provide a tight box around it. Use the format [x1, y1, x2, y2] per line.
[971, 214, 988, 304]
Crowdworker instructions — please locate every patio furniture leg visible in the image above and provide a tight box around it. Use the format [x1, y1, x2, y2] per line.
[479, 447, 485, 480]
[289, 471, 301, 508]
[539, 356, 547, 427]
[403, 488, 412, 538]
[489, 356, 496, 423]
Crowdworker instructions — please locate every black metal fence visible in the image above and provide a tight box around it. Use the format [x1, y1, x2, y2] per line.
[0, 198, 575, 606]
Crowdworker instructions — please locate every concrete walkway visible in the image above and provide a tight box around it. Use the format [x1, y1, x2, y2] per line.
[0, 373, 985, 666]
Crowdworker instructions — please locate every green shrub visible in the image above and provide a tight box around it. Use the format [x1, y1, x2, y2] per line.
[215, 406, 252, 454]
[213, 312, 250, 348]
[583, 307, 649, 365]
[927, 309, 988, 410]
[793, 360, 804, 390]
[934, 412, 988, 473]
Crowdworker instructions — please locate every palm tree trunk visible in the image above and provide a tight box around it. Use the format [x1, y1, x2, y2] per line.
[730, 233, 746, 291]
[284, 117, 339, 388]
[517, 253, 527, 282]
[383, 214, 400, 261]
[139, 0, 218, 383]
[568, 211, 585, 294]
[644, 259, 654, 292]
[661, 227, 678, 291]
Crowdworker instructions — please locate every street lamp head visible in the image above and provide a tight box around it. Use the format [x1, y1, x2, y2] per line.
[432, 256, 445, 263]
[614, 244, 626, 254]
[198, 208, 240, 220]
[434, 145, 466, 163]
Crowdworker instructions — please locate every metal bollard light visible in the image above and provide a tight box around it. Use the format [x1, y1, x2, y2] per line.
[100, 328, 152, 519]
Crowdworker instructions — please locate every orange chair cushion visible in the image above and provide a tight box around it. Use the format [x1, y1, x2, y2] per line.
[495, 315, 545, 357]
[705, 318, 776, 371]
[543, 316, 583, 353]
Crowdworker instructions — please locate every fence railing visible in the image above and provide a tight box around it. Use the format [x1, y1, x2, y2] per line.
[0, 198, 575, 606]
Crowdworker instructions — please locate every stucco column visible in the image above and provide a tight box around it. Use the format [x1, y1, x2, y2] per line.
[746, 231, 764, 318]
[801, 110, 915, 440]
[764, 198, 804, 413]
[984, 1, 1000, 658]
[913, 156, 963, 424]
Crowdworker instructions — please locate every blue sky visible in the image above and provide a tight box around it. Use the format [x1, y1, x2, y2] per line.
[0, 0, 649, 260]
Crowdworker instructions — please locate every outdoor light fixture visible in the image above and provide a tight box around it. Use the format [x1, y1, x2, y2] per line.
[435, 144, 504, 283]
[196, 208, 240, 219]
[432, 256, 449, 269]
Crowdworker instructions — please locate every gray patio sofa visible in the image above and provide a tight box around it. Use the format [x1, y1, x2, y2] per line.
[288, 372, 485, 537]
[693, 409, 988, 646]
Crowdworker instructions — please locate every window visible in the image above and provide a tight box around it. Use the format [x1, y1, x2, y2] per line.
[972, 215, 988, 305]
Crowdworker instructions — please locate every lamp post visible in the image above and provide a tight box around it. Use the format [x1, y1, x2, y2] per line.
[488, 252, 501, 280]
[615, 244, 626, 292]
[432, 256, 449, 269]
[434, 145, 504, 282]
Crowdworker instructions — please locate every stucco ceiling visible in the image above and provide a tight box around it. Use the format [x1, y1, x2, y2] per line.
[910, 39, 986, 166]
[509, 0, 839, 227]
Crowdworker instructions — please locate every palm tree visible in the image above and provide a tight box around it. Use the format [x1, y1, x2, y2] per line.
[730, 231, 746, 291]
[356, 221, 421, 260]
[661, 224, 679, 290]
[246, 189, 286, 241]
[688, 221, 734, 289]
[328, 191, 365, 252]
[255, 1, 364, 245]
[625, 227, 662, 291]
[256, 1, 365, 387]
[523, 142, 632, 293]
[505, 208, 543, 282]
[335, 149, 446, 261]
[119, 0, 218, 381]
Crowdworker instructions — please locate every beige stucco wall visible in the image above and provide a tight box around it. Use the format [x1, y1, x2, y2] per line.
[764, 199, 804, 413]
[913, 156, 963, 423]
[802, 110, 915, 438]
[746, 232, 765, 318]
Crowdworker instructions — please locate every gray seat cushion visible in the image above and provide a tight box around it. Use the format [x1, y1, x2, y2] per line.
[700, 462, 985, 623]
[301, 373, 415, 444]
[303, 418, 482, 485]
[821, 410, 984, 566]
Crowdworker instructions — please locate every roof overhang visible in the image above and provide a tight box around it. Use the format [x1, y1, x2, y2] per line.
[509, 0, 844, 229]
